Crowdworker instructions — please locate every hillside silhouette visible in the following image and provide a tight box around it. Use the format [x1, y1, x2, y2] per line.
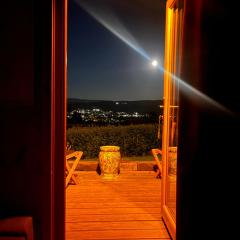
[67, 99, 163, 114]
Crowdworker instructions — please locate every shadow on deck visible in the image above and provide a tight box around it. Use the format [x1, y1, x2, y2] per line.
[65, 171, 170, 240]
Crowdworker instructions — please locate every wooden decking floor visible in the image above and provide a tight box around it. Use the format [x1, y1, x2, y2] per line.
[65, 171, 170, 240]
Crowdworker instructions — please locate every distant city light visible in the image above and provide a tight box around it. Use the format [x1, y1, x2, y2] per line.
[67, 107, 149, 125]
[151, 60, 158, 67]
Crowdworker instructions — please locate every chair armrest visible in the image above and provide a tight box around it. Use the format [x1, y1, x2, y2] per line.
[0, 217, 33, 240]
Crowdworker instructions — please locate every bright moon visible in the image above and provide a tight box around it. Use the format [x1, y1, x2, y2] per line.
[151, 60, 158, 67]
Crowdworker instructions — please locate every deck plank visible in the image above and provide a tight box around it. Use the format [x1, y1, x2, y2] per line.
[66, 220, 166, 231]
[65, 171, 170, 240]
[66, 202, 162, 209]
[66, 229, 170, 239]
[66, 207, 161, 215]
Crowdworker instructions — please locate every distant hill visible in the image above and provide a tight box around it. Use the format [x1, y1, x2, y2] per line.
[67, 99, 163, 114]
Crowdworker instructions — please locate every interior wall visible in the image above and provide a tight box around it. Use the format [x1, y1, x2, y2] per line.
[0, 1, 53, 240]
[178, 0, 240, 239]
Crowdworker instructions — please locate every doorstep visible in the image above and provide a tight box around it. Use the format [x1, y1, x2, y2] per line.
[69, 160, 156, 171]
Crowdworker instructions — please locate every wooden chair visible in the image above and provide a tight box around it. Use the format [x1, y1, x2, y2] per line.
[0, 216, 33, 240]
[151, 148, 162, 178]
[66, 151, 83, 187]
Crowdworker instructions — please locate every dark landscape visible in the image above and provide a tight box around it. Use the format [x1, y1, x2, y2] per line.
[67, 99, 163, 114]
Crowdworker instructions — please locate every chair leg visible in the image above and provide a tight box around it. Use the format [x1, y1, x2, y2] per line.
[66, 161, 78, 185]
[66, 151, 83, 187]
[156, 169, 161, 179]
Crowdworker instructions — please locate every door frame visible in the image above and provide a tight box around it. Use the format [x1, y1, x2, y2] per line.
[161, 0, 184, 239]
[51, 0, 68, 240]
[51, 0, 184, 240]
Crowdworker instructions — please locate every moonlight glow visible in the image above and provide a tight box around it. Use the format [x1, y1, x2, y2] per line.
[151, 60, 158, 67]
[73, 0, 232, 114]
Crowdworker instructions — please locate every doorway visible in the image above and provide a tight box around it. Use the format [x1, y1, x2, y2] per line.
[65, 0, 168, 240]
[52, 1, 184, 239]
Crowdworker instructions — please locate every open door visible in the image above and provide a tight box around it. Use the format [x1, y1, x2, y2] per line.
[161, 0, 184, 239]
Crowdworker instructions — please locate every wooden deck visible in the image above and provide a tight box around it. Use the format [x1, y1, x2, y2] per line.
[65, 171, 170, 240]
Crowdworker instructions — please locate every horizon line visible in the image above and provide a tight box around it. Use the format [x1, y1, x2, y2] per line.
[67, 98, 163, 101]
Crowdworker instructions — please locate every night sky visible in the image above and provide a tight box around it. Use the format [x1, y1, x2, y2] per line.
[68, 0, 165, 101]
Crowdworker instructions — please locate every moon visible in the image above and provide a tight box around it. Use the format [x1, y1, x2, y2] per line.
[151, 60, 158, 67]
